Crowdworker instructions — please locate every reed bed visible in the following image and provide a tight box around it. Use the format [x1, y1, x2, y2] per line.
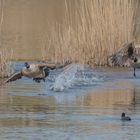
[0, 48, 13, 78]
[42, 0, 138, 66]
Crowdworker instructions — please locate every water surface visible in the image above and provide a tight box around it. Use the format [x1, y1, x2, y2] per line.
[0, 63, 140, 140]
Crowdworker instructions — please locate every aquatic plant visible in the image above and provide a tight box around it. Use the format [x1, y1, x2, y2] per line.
[42, 0, 138, 66]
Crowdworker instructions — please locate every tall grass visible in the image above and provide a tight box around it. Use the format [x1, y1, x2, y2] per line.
[0, 48, 13, 78]
[0, 0, 4, 37]
[0, 0, 14, 78]
[42, 0, 137, 66]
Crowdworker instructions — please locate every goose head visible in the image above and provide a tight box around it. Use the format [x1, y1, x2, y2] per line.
[24, 62, 30, 69]
[130, 55, 138, 63]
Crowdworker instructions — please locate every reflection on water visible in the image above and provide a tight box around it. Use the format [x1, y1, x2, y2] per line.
[1, 65, 140, 139]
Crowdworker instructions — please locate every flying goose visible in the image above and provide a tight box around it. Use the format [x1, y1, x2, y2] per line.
[5, 61, 71, 83]
[110, 42, 139, 77]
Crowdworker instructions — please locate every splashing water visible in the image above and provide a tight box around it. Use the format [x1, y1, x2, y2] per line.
[50, 64, 82, 91]
[6, 62, 17, 77]
[51, 64, 104, 92]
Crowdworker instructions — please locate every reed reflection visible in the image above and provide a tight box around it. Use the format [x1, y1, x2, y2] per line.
[76, 82, 138, 110]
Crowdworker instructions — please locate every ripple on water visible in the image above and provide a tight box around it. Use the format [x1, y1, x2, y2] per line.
[0, 62, 140, 139]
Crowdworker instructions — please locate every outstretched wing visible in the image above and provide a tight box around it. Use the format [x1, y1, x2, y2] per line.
[38, 63, 56, 70]
[109, 42, 135, 66]
[5, 71, 22, 83]
[38, 61, 72, 70]
[55, 60, 72, 69]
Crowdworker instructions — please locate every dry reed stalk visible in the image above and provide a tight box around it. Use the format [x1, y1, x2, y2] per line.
[0, 0, 4, 36]
[0, 48, 13, 78]
[0, 0, 10, 78]
[42, 0, 137, 66]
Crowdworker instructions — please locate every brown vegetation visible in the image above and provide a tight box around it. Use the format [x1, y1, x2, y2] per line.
[0, 0, 138, 78]
[0, 48, 13, 78]
[42, 0, 138, 65]
[0, 0, 14, 80]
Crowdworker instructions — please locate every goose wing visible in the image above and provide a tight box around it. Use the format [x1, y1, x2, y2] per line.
[5, 71, 22, 83]
[55, 60, 72, 69]
[109, 42, 135, 66]
[38, 63, 56, 70]
[38, 61, 72, 70]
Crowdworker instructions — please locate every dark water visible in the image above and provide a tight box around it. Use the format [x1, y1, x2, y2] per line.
[0, 63, 140, 140]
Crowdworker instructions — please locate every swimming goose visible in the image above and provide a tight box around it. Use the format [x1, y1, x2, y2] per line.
[5, 61, 71, 83]
[121, 112, 131, 121]
[110, 42, 139, 77]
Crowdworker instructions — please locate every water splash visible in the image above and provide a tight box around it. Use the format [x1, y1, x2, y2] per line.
[6, 62, 17, 77]
[51, 64, 104, 92]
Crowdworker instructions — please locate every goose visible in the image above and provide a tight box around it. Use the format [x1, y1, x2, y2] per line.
[110, 42, 139, 77]
[121, 112, 131, 121]
[129, 55, 139, 77]
[5, 61, 71, 83]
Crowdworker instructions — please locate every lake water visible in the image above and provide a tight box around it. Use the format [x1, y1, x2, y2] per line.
[0, 63, 140, 140]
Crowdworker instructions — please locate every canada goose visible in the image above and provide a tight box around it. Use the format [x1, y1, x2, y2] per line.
[5, 61, 71, 83]
[121, 112, 131, 121]
[128, 55, 139, 77]
[110, 42, 139, 77]
[110, 42, 135, 66]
